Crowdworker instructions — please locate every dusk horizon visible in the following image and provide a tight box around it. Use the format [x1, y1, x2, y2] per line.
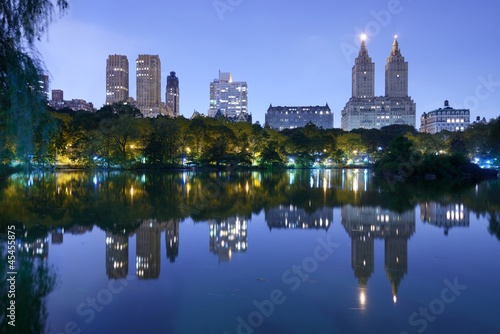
[36, 0, 500, 127]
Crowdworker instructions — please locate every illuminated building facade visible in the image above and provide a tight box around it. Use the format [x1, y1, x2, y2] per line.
[136, 54, 164, 117]
[106, 55, 129, 105]
[341, 36, 416, 131]
[420, 100, 470, 134]
[209, 71, 249, 121]
[265, 104, 333, 130]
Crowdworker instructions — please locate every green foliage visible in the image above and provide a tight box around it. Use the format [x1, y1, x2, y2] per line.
[0, 0, 68, 167]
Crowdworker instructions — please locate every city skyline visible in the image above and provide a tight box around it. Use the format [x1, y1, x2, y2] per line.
[36, 0, 500, 126]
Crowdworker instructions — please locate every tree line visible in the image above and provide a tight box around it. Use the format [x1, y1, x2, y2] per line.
[1, 102, 499, 170]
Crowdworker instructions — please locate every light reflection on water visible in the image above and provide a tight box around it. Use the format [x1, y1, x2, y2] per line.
[0, 170, 499, 334]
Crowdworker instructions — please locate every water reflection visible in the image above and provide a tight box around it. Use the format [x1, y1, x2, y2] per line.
[136, 219, 161, 279]
[341, 205, 415, 307]
[1, 170, 500, 333]
[209, 217, 248, 262]
[165, 219, 180, 263]
[265, 205, 332, 230]
[0, 227, 58, 333]
[420, 202, 470, 236]
[106, 231, 129, 279]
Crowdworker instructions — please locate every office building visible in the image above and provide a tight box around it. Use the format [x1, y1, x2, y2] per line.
[420, 100, 470, 134]
[106, 55, 129, 105]
[209, 71, 249, 121]
[341, 36, 416, 131]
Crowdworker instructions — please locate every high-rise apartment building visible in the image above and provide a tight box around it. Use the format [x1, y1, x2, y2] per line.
[209, 71, 248, 121]
[352, 36, 375, 99]
[341, 36, 416, 131]
[106, 55, 129, 105]
[136, 54, 163, 117]
[165, 71, 180, 117]
[385, 38, 408, 98]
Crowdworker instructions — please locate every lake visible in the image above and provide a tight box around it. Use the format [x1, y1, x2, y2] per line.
[1, 169, 499, 334]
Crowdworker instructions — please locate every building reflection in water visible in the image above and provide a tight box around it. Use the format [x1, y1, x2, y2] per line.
[18, 236, 49, 259]
[51, 228, 64, 244]
[209, 217, 248, 263]
[165, 219, 180, 263]
[420, 202, 469, 236]
[136, 219, 161, 279]
[106, 231, 129, 279]
[341, 205, 415, 308]
[265, 205, 332, 230]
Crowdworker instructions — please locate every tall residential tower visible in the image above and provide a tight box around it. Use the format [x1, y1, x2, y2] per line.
[385, 37, 408, 98]
[106, 55, 129, 105]
[352, 35, 375, 99]
[136, 54, 163, 117]
[166, 71, 180, 117]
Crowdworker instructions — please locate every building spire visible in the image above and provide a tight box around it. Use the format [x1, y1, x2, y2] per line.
[358, 34, 369, 59]
[390, 35, 401, 57]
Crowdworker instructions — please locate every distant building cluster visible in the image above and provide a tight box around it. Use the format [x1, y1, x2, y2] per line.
[49, 89, 96, 112]
[420, 100, 470, 134]
[42, 40, 487, 131]
[105, 54, 180, 118]
[341, 36, 416, 131]
[265, 104, 333, 130]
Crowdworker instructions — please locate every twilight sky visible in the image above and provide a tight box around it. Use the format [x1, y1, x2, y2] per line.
[37, 0, 500, 127]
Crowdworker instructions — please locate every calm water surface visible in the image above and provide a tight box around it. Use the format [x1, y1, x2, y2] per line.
[1, 170, 499, 334]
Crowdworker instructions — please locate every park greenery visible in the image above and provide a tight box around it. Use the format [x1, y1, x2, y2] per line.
[0, 1, 498, 178]
[1, 102, 499, 179]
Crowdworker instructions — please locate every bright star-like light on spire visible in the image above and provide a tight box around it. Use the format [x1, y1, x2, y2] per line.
[360, 33, 367, 41]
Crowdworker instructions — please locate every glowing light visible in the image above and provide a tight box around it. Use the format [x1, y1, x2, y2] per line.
[360, 34, 367, 41]
[394, 34, 398, 39]
[360, 291, 366, 305]
[393, 295, 397, 303]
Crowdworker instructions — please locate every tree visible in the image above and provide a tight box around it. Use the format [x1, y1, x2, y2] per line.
[0, 0, 69, 166]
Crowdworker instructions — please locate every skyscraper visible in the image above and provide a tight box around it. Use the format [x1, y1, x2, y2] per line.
[341, 36, 416, 131]
[209, 71, 248, 121]
[165, 71, 180, 117]
[352, 35, 375, 98]
[106, 55, 129, 105]
[136, 54, 162, 117]
[385, 36, 408, 98]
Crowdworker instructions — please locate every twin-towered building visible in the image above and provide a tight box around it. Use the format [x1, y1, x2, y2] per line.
[341, 36, 416, 131]
[105, 54, 179, 118]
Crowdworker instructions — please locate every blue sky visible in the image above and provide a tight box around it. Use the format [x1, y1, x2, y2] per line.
[37, 0, 500, 127]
